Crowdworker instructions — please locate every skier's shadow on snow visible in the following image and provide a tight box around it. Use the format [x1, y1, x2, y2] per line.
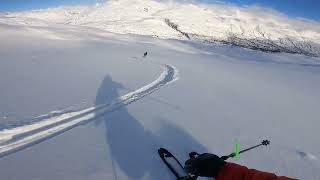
[95, 75, 206, 180]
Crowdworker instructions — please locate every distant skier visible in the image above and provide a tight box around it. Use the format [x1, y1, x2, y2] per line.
[143, 51, 148, 58]
[184, 153, 298, 180]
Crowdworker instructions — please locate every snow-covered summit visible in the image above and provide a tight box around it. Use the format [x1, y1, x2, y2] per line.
[1, 0, 320, 56]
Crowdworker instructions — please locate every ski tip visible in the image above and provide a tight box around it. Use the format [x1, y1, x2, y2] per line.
[158, 148, 167, 154]
[158, 148, 173, 158]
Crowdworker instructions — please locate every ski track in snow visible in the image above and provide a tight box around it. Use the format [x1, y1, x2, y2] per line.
[0, 64, 179, 158]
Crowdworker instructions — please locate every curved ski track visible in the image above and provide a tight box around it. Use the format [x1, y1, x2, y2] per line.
[0, 64, 179, 158]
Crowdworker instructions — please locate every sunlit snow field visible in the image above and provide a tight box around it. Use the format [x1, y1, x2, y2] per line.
[1, 1, 320, 180]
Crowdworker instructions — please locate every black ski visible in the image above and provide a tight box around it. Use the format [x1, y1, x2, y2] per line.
[158, 148, 197, 180]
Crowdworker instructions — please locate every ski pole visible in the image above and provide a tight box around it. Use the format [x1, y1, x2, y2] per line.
[221, 140, 270, 160]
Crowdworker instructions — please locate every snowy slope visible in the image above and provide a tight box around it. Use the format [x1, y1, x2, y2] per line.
[2, 0, 319, 57]
[2, 0, 320, 43]
[0, 64, 178, 158]
[0, 1, 320, 180]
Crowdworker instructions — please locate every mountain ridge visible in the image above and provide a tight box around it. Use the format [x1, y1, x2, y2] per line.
[1, 0, 320, 57]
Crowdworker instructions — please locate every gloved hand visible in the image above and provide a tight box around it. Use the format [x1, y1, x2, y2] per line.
[184, 153, 226, 178]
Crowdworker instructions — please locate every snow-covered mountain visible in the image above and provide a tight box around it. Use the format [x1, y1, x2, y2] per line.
[1, 0, 320, 56]
[1, 1, 320, 180]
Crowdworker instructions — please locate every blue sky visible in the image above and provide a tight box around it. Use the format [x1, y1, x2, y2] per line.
[0, 0, 104, 11]
[204, 0, 320, 21]
[0, 0, 319, 21]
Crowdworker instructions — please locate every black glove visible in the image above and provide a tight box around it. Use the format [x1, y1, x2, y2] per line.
[184, 153, 225, 178]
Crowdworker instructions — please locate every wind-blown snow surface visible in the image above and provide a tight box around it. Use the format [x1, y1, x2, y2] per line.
[1, 3, 320, 180]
